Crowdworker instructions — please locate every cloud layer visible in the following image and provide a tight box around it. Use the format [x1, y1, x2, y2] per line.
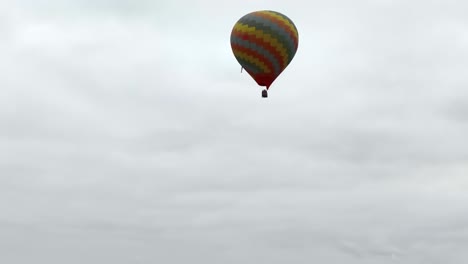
[1, 1, 468, 263]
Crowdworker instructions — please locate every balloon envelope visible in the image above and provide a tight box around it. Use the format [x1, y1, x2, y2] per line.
[230, 10, 299, 89]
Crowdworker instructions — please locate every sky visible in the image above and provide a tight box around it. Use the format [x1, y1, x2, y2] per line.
[1, 0, 468, 263]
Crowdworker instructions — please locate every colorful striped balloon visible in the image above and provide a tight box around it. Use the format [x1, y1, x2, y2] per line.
[230, 10, 299, 90]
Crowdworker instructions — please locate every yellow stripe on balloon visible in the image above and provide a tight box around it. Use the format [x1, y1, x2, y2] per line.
[234, 23, 256, 34]
[232, 50, 272, 73]
[233, 23, 289, 68]
[264, 11, 299, 40]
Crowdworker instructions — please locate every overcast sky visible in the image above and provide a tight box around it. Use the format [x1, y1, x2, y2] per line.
[1, 0, 468, 263]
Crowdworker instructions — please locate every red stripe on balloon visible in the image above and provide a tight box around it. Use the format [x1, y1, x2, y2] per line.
[231, 43, 276, 75]
[254, 12, 299, 49]
[231, 29, 286, 71]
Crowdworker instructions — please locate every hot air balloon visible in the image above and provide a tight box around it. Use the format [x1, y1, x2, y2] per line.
[230, 10, 299, 98]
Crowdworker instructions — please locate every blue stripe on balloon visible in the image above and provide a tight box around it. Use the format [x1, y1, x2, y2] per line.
[239, 15, 296, 64]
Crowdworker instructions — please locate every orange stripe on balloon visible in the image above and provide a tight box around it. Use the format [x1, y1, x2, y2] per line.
[231, 43, 275, 74]
[231, 29, 286, 71]
[263, 11, 299, 40]
[254, 12, 299, 49]
[232, 50, 271, 73]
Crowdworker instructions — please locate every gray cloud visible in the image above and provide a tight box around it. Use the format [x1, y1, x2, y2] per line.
[1, 0, 468, 263]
